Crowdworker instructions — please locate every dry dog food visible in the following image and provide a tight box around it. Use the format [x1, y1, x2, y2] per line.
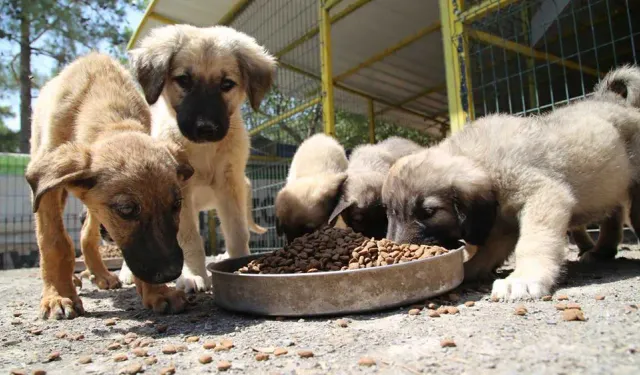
[358, 357, 376, 367]
[237, 227, 449, 274]
[217, 360, 232, 371]
[563, 309, 586, 321]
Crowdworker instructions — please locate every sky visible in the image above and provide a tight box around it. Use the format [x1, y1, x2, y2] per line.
[1, 7, 144, 131]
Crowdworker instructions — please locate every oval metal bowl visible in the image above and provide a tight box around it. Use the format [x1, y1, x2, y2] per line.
[207, 246, 464, 317]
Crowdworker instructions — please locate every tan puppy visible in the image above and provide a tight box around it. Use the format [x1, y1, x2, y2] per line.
[127, 24, 276, 292]
[26, 52, 194, 319]
[383, 96, 640, 300]
[329, 137, 422, 238]
[569, 65, 640, 261]
[275, 133, 348, 242]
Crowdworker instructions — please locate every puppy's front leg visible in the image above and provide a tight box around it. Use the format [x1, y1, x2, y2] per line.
[36, 190, 84, 319]
[492, 185, 574, 300]
[176, 194, 211, 293]
[79, 210, 121, 289]
[216, 169, 250, 258]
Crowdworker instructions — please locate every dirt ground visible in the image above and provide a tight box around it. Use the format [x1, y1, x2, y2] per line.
[1, 245, 640, 375]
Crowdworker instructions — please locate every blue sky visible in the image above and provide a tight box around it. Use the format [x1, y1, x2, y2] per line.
[1, 8, 144, 131]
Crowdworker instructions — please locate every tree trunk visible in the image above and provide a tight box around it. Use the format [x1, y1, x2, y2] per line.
[19, 5, 31, 153]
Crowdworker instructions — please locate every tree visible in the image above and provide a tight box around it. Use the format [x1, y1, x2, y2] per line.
[0, 0, 146, 153]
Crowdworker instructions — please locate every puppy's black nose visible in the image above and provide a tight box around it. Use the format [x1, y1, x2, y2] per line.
[195, 118, 217, 139]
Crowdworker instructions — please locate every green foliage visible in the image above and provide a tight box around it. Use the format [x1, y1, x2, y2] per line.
[0, 105, 19, 152]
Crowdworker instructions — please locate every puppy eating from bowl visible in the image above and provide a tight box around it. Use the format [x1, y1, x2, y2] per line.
[382, 91, 640, 300]
[26, 52, 194, 318]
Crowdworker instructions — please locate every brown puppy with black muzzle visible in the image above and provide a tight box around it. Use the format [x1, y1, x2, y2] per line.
[26, 52, 194, 319]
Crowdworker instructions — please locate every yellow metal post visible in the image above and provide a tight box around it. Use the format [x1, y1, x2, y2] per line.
[319, 0, 336, 137]
[439, 0, 474, 133]
[367, 99, 376, 144]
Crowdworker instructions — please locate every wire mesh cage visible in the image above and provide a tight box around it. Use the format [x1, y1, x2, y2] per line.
[459, 0, 639, 118]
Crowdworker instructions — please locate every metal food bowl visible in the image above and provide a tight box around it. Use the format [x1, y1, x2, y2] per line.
[207, 245, 465, 317]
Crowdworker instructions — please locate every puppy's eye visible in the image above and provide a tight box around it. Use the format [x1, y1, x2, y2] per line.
[417, 207, 437, 221]
[173, 198, 183, 211]
[220, 78, 236, 92]
[174, 74, 193, 90]
[114, 202, 141, 220]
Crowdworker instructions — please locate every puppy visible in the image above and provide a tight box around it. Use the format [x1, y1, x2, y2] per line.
[383, 94, 640, 300]
[329, 137, 422, 238]
[26, 52, 193, 319]
[569, 65, 640, 261]
[275, 133, 348, 242]
[83, 176, 267, 285]
[126, 24, 276, 292]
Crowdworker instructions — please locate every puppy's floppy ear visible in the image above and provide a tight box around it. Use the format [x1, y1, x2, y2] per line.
[452, 187, 497, 246]
[327, 176, 352, 226]
[162, 141, 194, 182]
[128, 25, 185, 105]
[234, 35, 277, 111]
[25, 143, 96, 213]
[79, 206, 88, 226]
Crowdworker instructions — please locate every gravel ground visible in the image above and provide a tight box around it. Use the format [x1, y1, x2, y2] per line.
[1, 245, 640, 375]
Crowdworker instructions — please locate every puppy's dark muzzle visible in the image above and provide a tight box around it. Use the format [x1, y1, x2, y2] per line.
[121, 240, 184, 284]
[185, 119, 229, 143]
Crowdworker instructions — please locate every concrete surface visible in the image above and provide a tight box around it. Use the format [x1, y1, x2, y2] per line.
[1, 246, 640, 375]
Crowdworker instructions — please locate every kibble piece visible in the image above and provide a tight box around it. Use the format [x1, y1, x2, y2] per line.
[563, 309, 586, 321]
[113, 353, 128, 362]
[555, 303, 567, 311]
[464, 301, 475, 307]
[33, 370, 47, 375]
[78, 356, 92, 364]
[408, 308, 421, 315]
[428, 310, 440, 318]
[358, 357, 376, 367]
[440, 339, 457, 348]
[446, 306, 459, 315]
[30, 328, 43, 335]
[139, 338, 154, 347]
[47, 352, 61, 362]
[336, 319, 349, 327]
[72, 334, 85, 341]
[132, 348, 147, 357]
[203, 341, 217, 350]
[186, 335, 200, 343]
[155, 324, 169, 333]
[541, 295, 552, 301]
[199, 354, 213, 364]
[514, 306, 528, 316]
[490, 297, 499, 302]
[12, 312, 22, 317]
[274, 347, 288, 356]
[557, 295, 569, 301]
[217, 360, 232, 371]
[144, 357, 158, 366]
[108, 342, 122, 350]
[120, 363, 143, 374]
[159, 365, 176, 375]
[427, 302, 438, 309]
[298, 350, 314, 358]
[436, 306, 449, 315]
[255, 353, 269, 361]
[55, 331, 67, 339]
[567, 303, 581, 310]
[595, 295, 605, 301]
[10, 319, 21, 325]
[220, 339, 234, 349]
[161, 345, 177, 355]
[10, 370, 26, 375]
[105, 318, 117, 326]
[175, 345, 188, 352]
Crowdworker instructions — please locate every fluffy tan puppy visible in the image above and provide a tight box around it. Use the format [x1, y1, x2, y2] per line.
[26, 52, 194, 318]
[329, 136, 422, 238]
[125, 24, 276, 293]
[275, 133, 348, 242]
[383, 95, 640, 300]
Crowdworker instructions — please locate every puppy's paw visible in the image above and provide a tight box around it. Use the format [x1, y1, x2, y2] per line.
[141, 286, 187, 314]
[176, 268, 211, 293]
[118, 263, 135, 285]
[579, 248, 617, 263]
[81, 270, 121, 290]
[491, 277, 550, 301]
[40, 291, 84, 320]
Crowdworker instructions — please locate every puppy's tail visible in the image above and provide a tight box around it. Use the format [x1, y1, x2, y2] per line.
[593, 64, 640, 108]
[245, 176, 268, 235]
